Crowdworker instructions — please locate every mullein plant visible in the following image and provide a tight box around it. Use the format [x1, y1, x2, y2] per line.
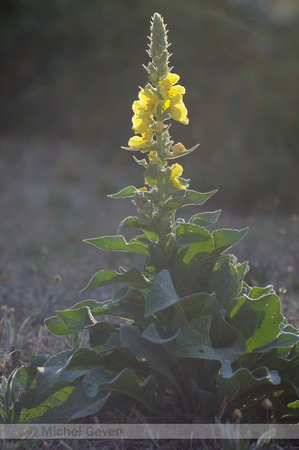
[9, 14, 299, 425]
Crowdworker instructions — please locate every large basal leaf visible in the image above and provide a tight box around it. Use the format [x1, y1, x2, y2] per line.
[119, 325, 185, 390]
[142, 323, 180, 344]
[172, 315, 244, 363]
[145, 269, 179, 317]
[18, 381, 110, 423]
[177, 291, 218, 322]
[45, 300, 117, 336]
[82, 268, 151, 292]
[84, 235, 149, 255]
[230, 289, 283, 352]
[56, 306, 97, 331]
[83, 367, 156, 413]
[111, 287, 149, 328]
[36, 348, 104, 394]
[217, 360, 281, 407]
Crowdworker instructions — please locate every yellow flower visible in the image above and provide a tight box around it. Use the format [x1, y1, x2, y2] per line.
[159, 73, 185, 102]
[129, 129, 153, 149]
[132, 86, 159, 118]
[172, 142, 186, 155]
[170, 163, 186, 190]
[132, 114, 151, 133]
[166, 98, 189, 125]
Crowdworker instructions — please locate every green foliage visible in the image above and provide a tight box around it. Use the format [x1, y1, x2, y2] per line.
[6, 12, 299, 426]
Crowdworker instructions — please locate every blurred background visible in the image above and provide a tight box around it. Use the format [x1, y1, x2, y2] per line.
[1, 0, 298, 212]
[0, 0, 298, 329]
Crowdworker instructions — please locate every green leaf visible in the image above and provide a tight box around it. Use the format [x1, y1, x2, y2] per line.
[146, 233, 182, 273]
[83, 367, 156, 413]
[45, 315, 75, 336]
[175, 247, 223, 297]
[175, 223, 214, 264]
[81, 268, 150, 292]
[231, 291, 283, 352]
[86, 321, 119, 349]
[56, 306, 96, 331]
[171, 316, 212, 358]
[145, 269, 179, 317]
[142, 323, 179, 344]
[161, 189, 217, 214]
[45, 300, 120, 335]
[207, 257, 242, 308]
[84, 235, 149, 255]
[178, 292, 218, 322]
[217, 361, 281, 406]
[117, 216, 159, 240]
[212, 228, 248, 251]
[108, 185, 137, 198]
[172, 314, 245, 363]
[189, 210, 221, 226]
[19, 381, 110, 423]
[36, 348, 103, 394]
[210, 310, 246, 360]
[144, 164, 171, 187]
[119, 325, 185, 390]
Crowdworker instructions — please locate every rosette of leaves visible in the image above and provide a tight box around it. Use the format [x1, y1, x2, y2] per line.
[11, 13, 299, 425]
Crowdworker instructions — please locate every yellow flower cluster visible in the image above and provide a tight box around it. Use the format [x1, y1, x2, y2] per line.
[128, 72, 188, 150]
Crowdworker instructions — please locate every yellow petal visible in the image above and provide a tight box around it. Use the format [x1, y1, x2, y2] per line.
[170, 163, 186, 189]
[170, 101, 189, 124]
[132, 115, 151, 133]
[170, 163, 183, 179]
[165, 73, 180, 87]
[129, 131, 152, 149]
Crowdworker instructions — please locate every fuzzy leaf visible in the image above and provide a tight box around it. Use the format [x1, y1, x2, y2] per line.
[84, 235, 149, 255]
[212, 228, 248, 251]
[82, 268, 150, 292]
[145, 269, 179, 317]
[230, 291, 283, 352]
[189, 209, 221, 226]
[178, 291, 218, 321]
[119, 325, 184, 389]
[108, 185, 137, 198]
[217, 361, 281, 406]
[18, 381, 110, 423]
[36, 348, 103, 394]
[173, 314, 245, 363]
[142, 323, 180, 344]
[117, 216, 159, 240]
[83, 367, 156, 414]
[56, 306, 97, 331]
[161, 189, 217, 214]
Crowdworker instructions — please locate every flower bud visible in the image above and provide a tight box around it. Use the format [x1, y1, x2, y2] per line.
[172, 142, 186, 155]
[156, 121, 164, 133]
